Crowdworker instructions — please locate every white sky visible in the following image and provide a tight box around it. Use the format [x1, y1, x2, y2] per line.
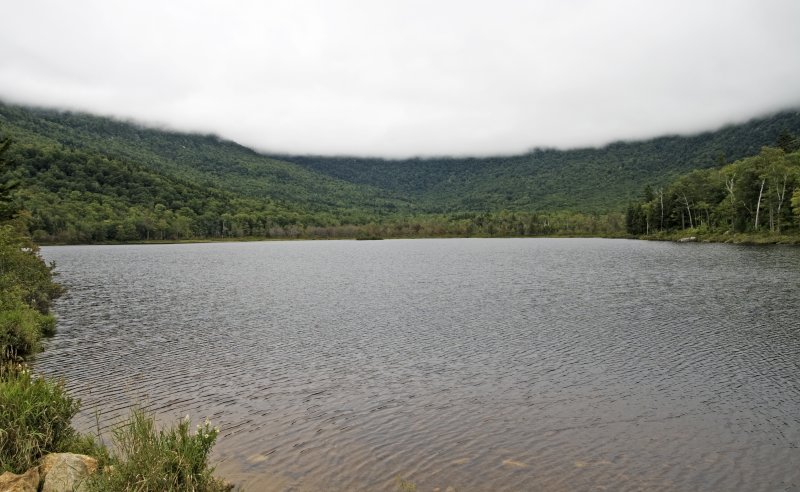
[1, 0, 799, 157]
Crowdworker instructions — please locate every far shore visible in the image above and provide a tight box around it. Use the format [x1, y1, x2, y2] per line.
[640, 231, 800, 245]
[35, 231, 800, 247]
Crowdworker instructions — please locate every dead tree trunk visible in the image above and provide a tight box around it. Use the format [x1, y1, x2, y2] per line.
[754, 178, 766, 230]
[682, 193, 694, 229]
[775, 173, 788, 233]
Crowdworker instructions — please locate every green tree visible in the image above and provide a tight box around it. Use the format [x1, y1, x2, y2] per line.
[776, 129, 799, 153]
[0, 131, 20, 221]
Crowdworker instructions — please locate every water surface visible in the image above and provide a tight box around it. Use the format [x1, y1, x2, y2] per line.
[37, 239, 800, 491]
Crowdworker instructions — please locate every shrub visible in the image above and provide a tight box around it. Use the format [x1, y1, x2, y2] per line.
[0, 224, 62, 363]
[0, 365, 80, 473]
[88, 408, 230, 492]
[0, 224, 63, 313]
[0, 294, 56, 361]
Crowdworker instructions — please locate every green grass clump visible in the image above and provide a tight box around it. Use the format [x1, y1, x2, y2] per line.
[0, 364, 80, 473]
[0, 294, 56, 361]
[88, 408, 230, 492]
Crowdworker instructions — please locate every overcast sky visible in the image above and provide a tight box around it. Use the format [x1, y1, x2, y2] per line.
[1, 0, 799, 157]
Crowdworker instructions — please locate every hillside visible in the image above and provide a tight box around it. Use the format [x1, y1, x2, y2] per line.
[0, 103, 413, 212]
[1, 101, 799, 242]
[276, 110, 800, 213]
[0, 102, 417, 241]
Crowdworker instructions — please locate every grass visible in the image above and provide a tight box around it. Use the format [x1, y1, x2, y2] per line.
[0, 362, 229, 489]
[87, 408, 231, 492]
[0, 364, 80, 473]
[0, 296, 56, 361]
[0, 366, 229, 490]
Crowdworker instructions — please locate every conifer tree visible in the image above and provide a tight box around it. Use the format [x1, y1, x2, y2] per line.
[0, 131, 20, 221]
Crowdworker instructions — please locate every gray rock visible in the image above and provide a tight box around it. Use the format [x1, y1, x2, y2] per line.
[39, 453, 98, 492]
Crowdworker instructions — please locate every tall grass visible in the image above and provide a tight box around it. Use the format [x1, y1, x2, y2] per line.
[0, 365, 79, 473]
[0, 365, 226, 488]
[88, 408, 230, 492]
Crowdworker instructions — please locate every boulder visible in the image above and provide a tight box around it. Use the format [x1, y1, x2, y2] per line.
[39, 453, 98, 492]
[0, 467, 39, 492]
[677, 236, 697, 242]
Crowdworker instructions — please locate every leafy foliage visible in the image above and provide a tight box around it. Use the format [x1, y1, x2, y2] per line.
[0, 132, 20, 221]
[0, 224, 62, 360]
[626, 146, 800, 236]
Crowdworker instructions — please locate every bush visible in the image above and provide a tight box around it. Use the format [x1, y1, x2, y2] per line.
[0, 224, 64, 313]
[0, 294, 56, 361]
[88, 408, 230, 492]
[0, 365, 80, 473]
[0, 224, 62, 362]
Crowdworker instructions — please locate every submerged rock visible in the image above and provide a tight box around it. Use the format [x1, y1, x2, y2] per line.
[39, 453, 98, 492]
[0, 468, 39, 492]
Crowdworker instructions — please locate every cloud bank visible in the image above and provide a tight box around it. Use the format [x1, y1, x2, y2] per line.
[1, 0, 799, 157]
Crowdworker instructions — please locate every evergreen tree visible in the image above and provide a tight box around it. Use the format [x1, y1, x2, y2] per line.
[0, 131, 20, 221]
[776, 129, 799, 153]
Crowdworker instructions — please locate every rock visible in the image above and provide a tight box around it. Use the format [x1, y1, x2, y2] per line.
[0, 467, 39, 492]
[677, 236, 697, 242]
[39, 453, 98, 492]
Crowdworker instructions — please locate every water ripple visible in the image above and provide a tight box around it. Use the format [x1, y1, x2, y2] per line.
[35, 239, 800, 491]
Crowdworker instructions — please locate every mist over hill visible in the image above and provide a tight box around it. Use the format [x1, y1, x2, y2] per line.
[275, 110, 800, 212]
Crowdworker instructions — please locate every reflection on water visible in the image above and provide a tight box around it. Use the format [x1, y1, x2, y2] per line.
[37, 239, 800, 491]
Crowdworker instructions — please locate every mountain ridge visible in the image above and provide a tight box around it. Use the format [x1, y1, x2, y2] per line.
[273, 109, 800, 212]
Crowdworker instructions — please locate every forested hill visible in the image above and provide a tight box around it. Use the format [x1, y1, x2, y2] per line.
[1, 100, 800, 242]
[275, 111, 800, 212]
[0, 102, 413, 216]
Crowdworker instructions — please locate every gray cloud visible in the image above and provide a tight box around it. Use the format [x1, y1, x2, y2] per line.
[1, 0, 799, 157]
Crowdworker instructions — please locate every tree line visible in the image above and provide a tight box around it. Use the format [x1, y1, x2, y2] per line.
[1, 113, 625, 242]
[626, 133, 800, 236]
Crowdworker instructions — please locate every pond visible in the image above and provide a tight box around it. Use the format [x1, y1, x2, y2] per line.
[37, 238, 800, 491]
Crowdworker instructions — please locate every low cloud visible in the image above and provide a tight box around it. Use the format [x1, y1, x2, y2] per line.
[1, 0, 799, 157]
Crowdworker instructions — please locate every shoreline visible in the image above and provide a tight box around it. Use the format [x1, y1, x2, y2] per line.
[35, 231, 800, 247]
[640, 231, 800, 245]
[35, 233, 627, 246]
